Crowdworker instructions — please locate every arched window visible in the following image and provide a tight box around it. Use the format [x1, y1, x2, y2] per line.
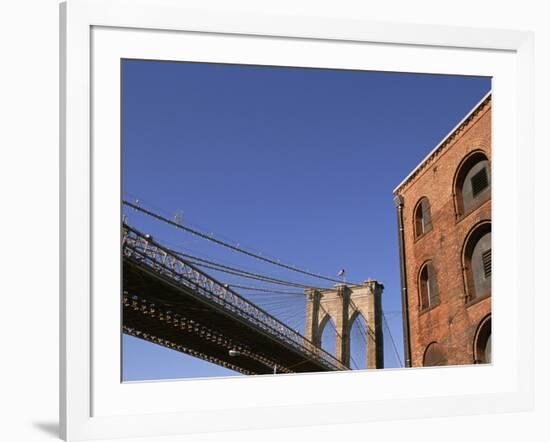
[423, 342, 447, 366]
[463, 222, 491, 302]
[454, 151, 491, 216]
[414, 197, 432, 238]
[418, 261, 439, 310]
[474, 315, 491, 364]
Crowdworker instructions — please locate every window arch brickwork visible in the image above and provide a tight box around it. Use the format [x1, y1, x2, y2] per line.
[454, 151, 491, 217]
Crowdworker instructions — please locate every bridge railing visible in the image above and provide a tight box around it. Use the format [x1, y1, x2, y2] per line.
[122, 225, 347, 371]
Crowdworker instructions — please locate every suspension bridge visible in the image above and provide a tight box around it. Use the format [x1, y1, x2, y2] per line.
[122, 200, 402, 375]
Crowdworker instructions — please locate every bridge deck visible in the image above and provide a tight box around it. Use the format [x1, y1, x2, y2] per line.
[122, 226, 348, 375]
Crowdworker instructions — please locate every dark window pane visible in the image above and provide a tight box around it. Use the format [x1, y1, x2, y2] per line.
[461, 159, 490, 212]
[471, 232, 492, 298]
[428, 262, 439, 305]
[415, 204, 424, 236]
[422, 200, 432, 231]
[423, 342, 447, 366]
[415, 198, 432, 237]
[482, 249, 492, 278]
[471, 167, 489, 197]
[419, 262, 438, 309]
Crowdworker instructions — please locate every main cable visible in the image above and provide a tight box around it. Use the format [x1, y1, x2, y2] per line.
[123, 200, 360, 285]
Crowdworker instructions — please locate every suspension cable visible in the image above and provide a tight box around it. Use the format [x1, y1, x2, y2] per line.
[183, 260, 320, 290]
[226, 284, 305, 295]
[382, 311, 403, 367]
[166, 248, 327, 290]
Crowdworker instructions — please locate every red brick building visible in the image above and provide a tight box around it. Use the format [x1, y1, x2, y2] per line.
[394, 94, 492, 367]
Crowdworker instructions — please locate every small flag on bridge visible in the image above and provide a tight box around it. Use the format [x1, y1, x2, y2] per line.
[337, 269, 346, 284]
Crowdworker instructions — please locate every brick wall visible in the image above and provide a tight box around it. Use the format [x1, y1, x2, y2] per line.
[395, 97, 492, 367]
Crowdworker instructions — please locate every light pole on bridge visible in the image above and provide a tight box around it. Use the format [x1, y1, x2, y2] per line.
[228, 349, 278, 374]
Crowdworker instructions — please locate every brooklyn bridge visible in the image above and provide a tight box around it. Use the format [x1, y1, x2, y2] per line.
[122, 200, 401, 375]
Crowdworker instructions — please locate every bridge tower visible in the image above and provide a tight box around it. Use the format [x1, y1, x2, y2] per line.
[305, 281, 384, 369]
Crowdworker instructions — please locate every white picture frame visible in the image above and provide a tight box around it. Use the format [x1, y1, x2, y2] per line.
[60, 0, 534, 440]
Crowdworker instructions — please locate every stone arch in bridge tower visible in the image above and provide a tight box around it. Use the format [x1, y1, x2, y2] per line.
[348, 310, 368, 369]
[305, 281, 384, 369]
[317, 313, 337, 357]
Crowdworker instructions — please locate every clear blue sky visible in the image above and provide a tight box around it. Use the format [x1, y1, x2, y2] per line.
[121, 59, 490, 381]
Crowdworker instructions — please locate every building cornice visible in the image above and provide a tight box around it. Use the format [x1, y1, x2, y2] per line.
[393, 92, 492, 195]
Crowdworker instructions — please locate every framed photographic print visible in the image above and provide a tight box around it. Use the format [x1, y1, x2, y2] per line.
[60, 0, 534, 440]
